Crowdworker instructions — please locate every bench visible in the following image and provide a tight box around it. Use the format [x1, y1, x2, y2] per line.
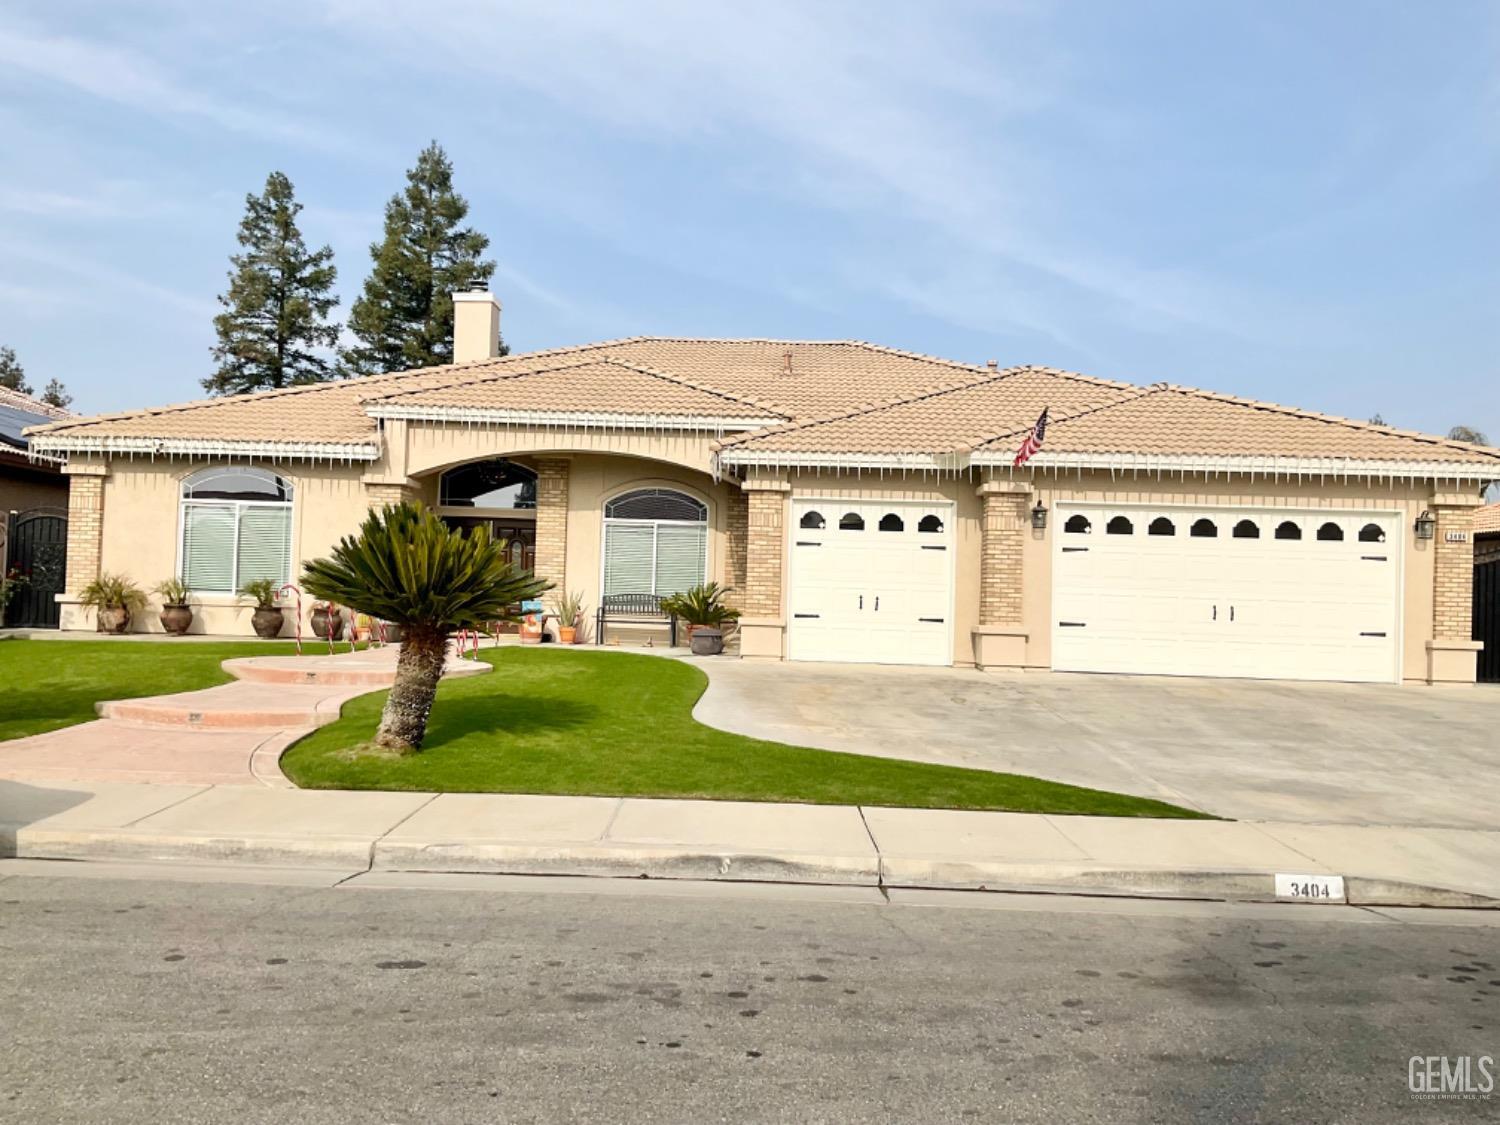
[595, 593, 678, 647]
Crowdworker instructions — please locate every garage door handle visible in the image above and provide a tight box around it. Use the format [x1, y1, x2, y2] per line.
[874, 596, 880, 611]
[795, 541, 822, 547]
[858, 595, 863, 609]
[1360, 631, 1386, 637]
[918, 617, 944, 623]
[921, 545, 946, 551]
[1062, 546, 1088, 553]
[1230, 605, 1235, 622]
[1361, 555, 1387, 561]
[1212, 605, 1217, 621]
[1058, 621, 1086, 627]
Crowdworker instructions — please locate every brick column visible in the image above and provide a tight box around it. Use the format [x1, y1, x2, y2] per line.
[533, 457, 570, 591]
[973, 479, 1032, 670]
[1426, 494, 1484, 684]
[57, 461, 108, 631]
[737, 478, 790, 658]
[364, 482, 419, 508]
[725, 486, 749, 591]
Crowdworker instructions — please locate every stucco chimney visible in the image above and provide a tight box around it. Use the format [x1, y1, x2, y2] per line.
[452, 285, 502, 363]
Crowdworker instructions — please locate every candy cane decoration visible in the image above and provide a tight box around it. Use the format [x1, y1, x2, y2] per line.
[278, 583, 303, 655]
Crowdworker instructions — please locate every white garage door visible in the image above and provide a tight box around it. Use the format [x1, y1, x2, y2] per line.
[788, 500, 954, 666]
[1052, 505, 1401, 683]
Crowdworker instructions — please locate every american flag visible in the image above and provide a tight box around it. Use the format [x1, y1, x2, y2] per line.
[1013, 407, 1049, 467]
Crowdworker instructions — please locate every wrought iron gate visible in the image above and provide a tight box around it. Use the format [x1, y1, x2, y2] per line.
[3, 507, 68, 629]
[1476, 557, 1499, 684]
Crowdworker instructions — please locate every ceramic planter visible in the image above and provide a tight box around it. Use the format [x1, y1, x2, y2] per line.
[251, 606, 285, 639]
[689, 626, 724, 656]
[519, 614, 544, 644]
[96, 605, 130, 634]
[558, 626, 577, 644]
[159, 604, 193, 636]
[312, 606, 344, 640]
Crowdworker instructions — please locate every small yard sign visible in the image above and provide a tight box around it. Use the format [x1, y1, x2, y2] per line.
[1274, 873, 1346, 902]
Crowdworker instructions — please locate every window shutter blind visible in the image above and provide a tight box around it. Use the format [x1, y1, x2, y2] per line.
[236, 506, 292, 588]
[181, 505, 236, 592]
[603, 524, 655, 596]
[654, 524, 706, 596]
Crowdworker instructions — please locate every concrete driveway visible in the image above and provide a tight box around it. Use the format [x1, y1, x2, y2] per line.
[692, 660, 1500, 829]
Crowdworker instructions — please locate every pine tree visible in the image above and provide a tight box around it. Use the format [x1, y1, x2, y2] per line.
[204, 172, 339, 395]
[40, 378, 73, 410]
[0, 346, 32, 395]
[342, 142, 500, 375]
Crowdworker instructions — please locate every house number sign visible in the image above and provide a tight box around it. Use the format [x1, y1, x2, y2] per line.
[1445, 530, 1469, 543]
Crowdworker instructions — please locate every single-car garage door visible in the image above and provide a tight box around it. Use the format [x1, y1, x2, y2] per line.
[1052, 505, 1401, 683]
[788, 499, 954, 666]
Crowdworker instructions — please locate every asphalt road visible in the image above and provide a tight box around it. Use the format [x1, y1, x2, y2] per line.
[3, 863, 1497, 1124]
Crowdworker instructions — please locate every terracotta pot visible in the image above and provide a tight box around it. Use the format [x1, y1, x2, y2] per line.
[689, 626, 724, 656]
[311, 606, 344, 640]
[159, 604, 193, 636]
[251, 606, 285, 639]
[519, 614, 544, 645]
[558, 626, 577, 645]
[96, 605, 130, 634]
[681, 622, 698, 645]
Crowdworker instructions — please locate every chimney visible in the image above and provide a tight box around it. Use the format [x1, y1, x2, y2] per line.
[985, 359, 998, 370]
[452, 284, 502, 363]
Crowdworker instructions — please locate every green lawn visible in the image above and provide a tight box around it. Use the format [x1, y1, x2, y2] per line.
[0, 638, 315, 741]
[283, 648, 1206, 818]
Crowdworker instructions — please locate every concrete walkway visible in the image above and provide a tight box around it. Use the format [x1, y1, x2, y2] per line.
[3, 778, 1498, 908]
[0, 646, 487, 788]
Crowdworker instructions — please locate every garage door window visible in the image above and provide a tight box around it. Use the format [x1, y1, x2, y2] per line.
[800, 510, 826, 530]
[1064, 514, 1091, 534]
[1317, 522, 1344, 542]
[1232, 519, 1260, 539]
[1148, 517, 1176, 536]
[1106, 515, 1134, 535]
[1275, 520, 1302, 540]
[1190, 518, 1218, 538]
[839, 513, 865, 531]
[879, 513, 904, 532]
[1358, 523, 1386, 543]
[602, 488, 707, 597]
[918, 514, 944, 533]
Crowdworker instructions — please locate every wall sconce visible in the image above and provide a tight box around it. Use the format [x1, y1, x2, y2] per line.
[1414, 509, 1436, 540]
[1031, 501, 1048, 530]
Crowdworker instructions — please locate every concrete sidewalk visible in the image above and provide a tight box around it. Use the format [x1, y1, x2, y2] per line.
[4, 778, 1498, 909]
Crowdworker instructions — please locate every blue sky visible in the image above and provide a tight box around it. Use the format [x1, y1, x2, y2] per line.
[1, 1, 1496, 440]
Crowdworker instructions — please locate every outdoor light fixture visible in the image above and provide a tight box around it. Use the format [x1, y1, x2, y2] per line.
[1414, 509, 1436, 540]
[1031, 501, 1048, 530]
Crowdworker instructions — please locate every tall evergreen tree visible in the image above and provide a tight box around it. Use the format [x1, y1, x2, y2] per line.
[342, 141, 500, 375]
[204, 172, 339, 395]
[40, 378, 73, 410]
[0, 346, 32, 395]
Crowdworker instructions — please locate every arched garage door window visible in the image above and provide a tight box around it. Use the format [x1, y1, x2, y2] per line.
[179, 467, 293, 593]
[602, 488, 708, 597]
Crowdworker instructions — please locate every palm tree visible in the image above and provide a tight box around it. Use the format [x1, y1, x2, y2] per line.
[301, 503, 549, 752]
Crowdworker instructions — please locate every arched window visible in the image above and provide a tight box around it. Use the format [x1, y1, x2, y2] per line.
[878, 513, 904, 532]
[918, 514, 944, 533]
[1106, 515, 1134, 535]
[838, 512, 865, 531]
[1316, 521, 1344, 542]
[1063, 514, 1091, 534]
[1275, 520, 1302, 540]
[179, 467, 294, 593]
[439, 459, 537, 509]
[602, 488, 708, 597]
[1358, 523, 1386, 543]
[1190, 518, 1218, 538]
[1232, 519, 1260, 539]
[799, 510, 826, 530]
[1148, 517, 1176, 537]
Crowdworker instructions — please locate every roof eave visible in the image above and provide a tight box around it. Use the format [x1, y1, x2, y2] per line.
[969, 450, 1500, 481]
[26, 435, 383, 462]
[365, 405, 777, 431]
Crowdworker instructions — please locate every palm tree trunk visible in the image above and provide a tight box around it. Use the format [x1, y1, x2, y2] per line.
[375, 626, 448, 752]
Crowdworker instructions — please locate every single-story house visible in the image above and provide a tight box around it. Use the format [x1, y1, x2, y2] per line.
[25, 289, 1500, 684]
[1475, 503, 1500, 684]
[1, 384, 71, 517]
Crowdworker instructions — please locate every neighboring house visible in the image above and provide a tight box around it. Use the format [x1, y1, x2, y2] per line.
[24, 289, 1500, 684]
[2, 385, 73, 628]
[1474, 503, 1500, 684]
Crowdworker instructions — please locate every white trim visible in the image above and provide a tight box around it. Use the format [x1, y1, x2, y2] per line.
[718, 450, 954, 471]
[29, 434, 380, 461]
[367, 404, 773, 431]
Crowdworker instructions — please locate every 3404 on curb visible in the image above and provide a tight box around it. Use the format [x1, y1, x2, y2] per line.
[1274, 873, 1346, 902]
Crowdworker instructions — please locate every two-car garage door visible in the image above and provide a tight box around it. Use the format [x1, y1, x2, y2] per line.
[1052, 505, 1401, 683]
[787, 500, 954, 666]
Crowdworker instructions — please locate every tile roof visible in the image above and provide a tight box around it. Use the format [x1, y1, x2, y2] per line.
[1475, 503, 1500, 537]
[0, 385, 74, 451]
[23, 338, 1500, 477]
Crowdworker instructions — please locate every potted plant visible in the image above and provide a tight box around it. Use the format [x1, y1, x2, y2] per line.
[311, 601, 344, 641]
[238, 578, 285, 639]
[660, 582, 740, 655]
[0, 567, 28, 617]
[548, 589, 585, 644]
[153, 577, 195, 636]
[80, 572, 148, 634]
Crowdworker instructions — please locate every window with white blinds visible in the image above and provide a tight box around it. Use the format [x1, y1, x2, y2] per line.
[601, 490, 707, 597]
[179, 467, 294, 593]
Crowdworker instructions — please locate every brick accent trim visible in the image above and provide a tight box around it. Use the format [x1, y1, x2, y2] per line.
[364, 482, 418, 508]
[726, 487, 749, 591]
[1432, 503, 1477, 642]
[977, 483, 1030, 627]
[741, 486, 788, 619]
[534, 457, 570, 591]
[64, 473, 105, 595]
